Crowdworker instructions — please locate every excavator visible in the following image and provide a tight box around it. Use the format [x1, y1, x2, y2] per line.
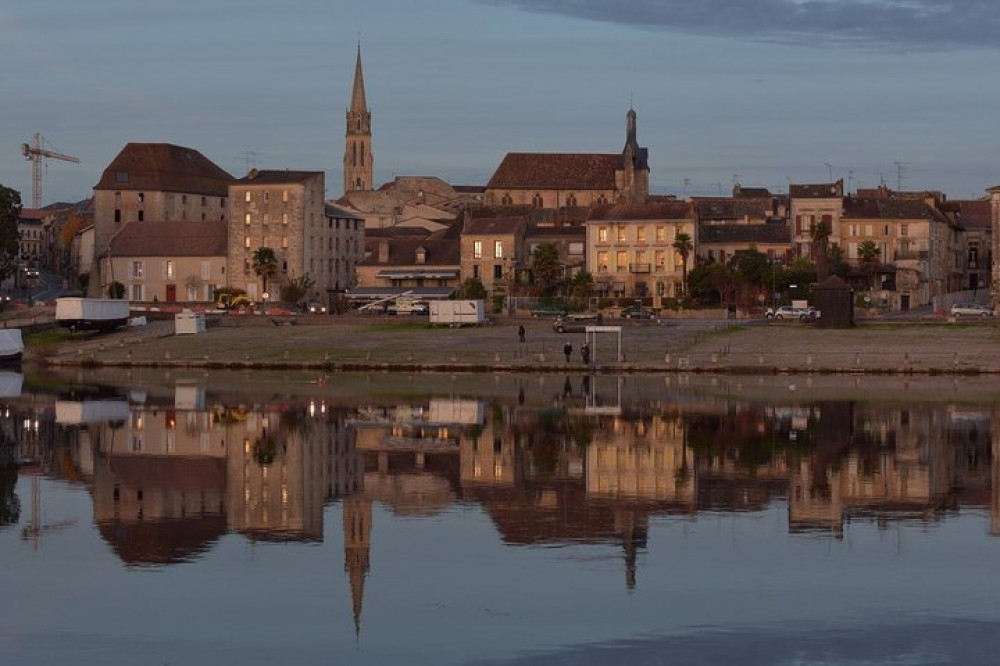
[215, 289, 254, 311]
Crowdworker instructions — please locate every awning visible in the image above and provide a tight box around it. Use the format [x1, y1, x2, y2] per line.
[376, 269, 459, 280]
[344, 286, 455, 300]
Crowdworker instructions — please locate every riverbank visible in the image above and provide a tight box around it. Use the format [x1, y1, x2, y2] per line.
[23, 311, 1000, 375]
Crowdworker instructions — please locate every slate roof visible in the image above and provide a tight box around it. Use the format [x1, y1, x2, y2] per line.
[789, 182, 842, 199]
[239, 169, 323, 185]
[698, 223, 790, 245]
[108, 220, 228, 257]
[842, 197, 949, 222]
[587, 202, 694, 222]
[359, 236, 461, 267]
[95, 143, 233, 195]
[695, 198, 770, 220]
[487, 153, 619, 190]
[463, 216, 525, 235]
[734, 186, 772, 198]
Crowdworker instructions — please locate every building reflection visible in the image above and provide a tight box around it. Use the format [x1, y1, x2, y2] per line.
[1, 374, 999, 631]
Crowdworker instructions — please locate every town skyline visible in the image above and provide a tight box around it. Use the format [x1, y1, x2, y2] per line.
[4, 0, 1000, 206]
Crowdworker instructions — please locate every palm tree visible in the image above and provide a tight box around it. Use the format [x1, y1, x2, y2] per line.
[672, 228, 693, 298]
[252, 247, 279, 299]
[858, 239, 880, 292]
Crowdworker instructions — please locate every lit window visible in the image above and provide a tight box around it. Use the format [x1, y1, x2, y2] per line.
[282, 190, 289, 202]
[637, 226, 646, 243]
[244, 213, 251, 225]
[656, 226, 665, 242]
[494, 240, 503, 259]
[245, 191, 251, 202]
[281, 236, 288, 249]
[282, 213, 288, 225]
[617, 227, 627, 242]
[165, 260, 175, 280]
[473, 241, 482, 259]
[244, 236, 251, 248]
[598, 227, 608, 243]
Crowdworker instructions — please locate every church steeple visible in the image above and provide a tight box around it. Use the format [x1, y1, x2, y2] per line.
[616, 108, 650, 204]
[344, 44, 373, 194]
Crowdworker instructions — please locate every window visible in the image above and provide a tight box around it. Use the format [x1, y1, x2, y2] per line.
[566, 193, 577, 207]
[598, 227, 608, 243]
[245, 191, 251, 202]
[281, 236, 288, 249]
[597, 251, 608, 271]
[636, 226, 646, 243]
[617, 227, 627, 242]
[187, 285, 198, 301]
[200, 261, 211, 280]
[501, 193, 512, 205]
[282, 190, 289, 202]
[473, 241, 483, 259]
[616, 251, 627, 272]
[244, 236, 251, 249]
[244, 213, 251, 225]
[137, 210, 143, 222]
[472, 265, 480, 279]
[165, 260, 175, 280]
[655, 250, 666, 267]
[131, 261, 144, 279]
[532, 193, 543, 208]
[138, 192, 144, 203]
[494, 264, 503, 280]
[114, 209, 121, 223]
[282, 213, 288, 225]
[130, 284, 143, 301]
[494, 240, 503, 259]
[201, 196, 207, 206]
[900, 224, 909, 237]
[656, 226, 665, 242]
[568, 242, 584, 256]
[263, 213, 269, 225]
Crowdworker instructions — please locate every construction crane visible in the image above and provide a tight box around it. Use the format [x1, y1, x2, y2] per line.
[20, 133, 80, 209]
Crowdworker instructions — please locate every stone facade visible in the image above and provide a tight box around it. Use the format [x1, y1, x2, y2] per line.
[344, 46, 373, 194]
[460, 217, 527, 294]
[788, 180, 844, 259]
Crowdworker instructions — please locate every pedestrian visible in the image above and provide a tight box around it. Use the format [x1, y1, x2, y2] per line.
[581, 343, 590, 365]
[563, 341, 573, 362]
[518, 324, 525, 343]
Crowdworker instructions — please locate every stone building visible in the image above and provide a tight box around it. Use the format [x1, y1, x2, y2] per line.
[990, 184, 1000, 308]
[92, 143, 233, 296]
[107, 219, 227, 302]
[953, 199, 992, 292]
[344, 45, 373, 194]
[354, 225, 461, 298]
[788, 180, 844, 260]
[460, 216, 527, 295]
[226, 170, 326, 301]
[585, 202, 697, 301]
[484, 109, 649, 208]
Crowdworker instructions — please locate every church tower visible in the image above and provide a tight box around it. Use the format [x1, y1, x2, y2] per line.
[344, 45, 373, 194]
[343, 495, 372, 636]
[615, 108, 650, 204]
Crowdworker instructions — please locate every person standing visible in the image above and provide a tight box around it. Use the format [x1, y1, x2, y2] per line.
[563, 341, 573, 363]
[518, 325, 525, 343]
[581, 343, 590, 365]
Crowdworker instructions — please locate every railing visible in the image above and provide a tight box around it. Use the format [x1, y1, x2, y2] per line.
[629, 263, 651, 274]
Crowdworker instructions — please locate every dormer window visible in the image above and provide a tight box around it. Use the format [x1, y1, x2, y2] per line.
[416, 247, 427, 265]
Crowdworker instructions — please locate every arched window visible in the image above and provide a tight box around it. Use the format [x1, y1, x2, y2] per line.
[501, 193, 512, 206]
[566, 193, 577, 207]
[596, 194, 608, 206]
[532, 193, 543, 208]
[355, 178, 362, 189]
[352, 142, 357, 167]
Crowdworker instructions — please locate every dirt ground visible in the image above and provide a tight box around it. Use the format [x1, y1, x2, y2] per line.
[23, 310, 1000, 375]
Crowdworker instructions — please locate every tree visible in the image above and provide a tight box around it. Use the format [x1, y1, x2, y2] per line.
[280, 274, 315, 306]
[252, 247, 279, 298]
[858, 239, 880, 291]
[672, 228, 693, 298]
[568, 270, 594, 301]
[455, 277, 487, 300]
[0, 185, 22, 287]
[531, 243, 562, 296]
[810, 221, 831, 281]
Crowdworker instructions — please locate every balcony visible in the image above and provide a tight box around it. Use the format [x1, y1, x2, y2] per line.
[629, 263, 651, 274]
[894, 250, 928, 261]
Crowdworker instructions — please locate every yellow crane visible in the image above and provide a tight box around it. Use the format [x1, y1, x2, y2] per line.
[21, 133, 80, 208]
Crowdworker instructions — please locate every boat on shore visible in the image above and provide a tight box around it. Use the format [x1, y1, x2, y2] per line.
[0, 329, 23, 365]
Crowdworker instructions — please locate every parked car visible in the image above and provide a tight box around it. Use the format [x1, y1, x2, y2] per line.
[620, 305, 657, 320]
[765, 306, 816, 321]
[552, 312, 602, 333]
[949, 302, 994, 318]
[531, 304, 566, 318]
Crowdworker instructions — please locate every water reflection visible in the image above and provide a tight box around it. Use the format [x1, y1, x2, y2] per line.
[0, 371, 998, 643]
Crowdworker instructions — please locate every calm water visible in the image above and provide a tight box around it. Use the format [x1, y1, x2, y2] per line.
[1, 369, 999, 665]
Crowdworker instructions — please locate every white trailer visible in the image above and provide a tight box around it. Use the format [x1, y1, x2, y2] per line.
[429, 300, 485, 326]
[55, 298, 130, 332]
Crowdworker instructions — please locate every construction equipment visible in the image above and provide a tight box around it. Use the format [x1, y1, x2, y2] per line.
[21, 133, 80, 209]
[216, 291, 254, 311]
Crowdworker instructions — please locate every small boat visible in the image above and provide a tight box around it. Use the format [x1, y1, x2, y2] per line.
[0, 329, 23, 365]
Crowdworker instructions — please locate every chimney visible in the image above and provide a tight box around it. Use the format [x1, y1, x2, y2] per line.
[378, 239, 389, 263]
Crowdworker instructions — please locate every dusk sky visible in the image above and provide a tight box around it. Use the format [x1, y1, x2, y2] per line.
[4, 0, 1000, 206]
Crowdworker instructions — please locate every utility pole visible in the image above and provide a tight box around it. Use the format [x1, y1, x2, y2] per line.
[825, 163, 833, 182]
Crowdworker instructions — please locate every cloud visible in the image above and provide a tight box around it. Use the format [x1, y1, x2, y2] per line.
[479, 0, 1000, 51]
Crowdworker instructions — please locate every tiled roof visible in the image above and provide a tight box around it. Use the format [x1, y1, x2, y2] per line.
[695, 199, 770, 220]
[359, 236, 460, 267]
[842, 197, 947, 222]
[699, 223, 790, 245]
[17, 209, 45, 221]
[734, 186, 771, 198]
[239, 169, 323, 185]
[486, 153, 619, 190]
[109, 220, 227, 257]
[464, 216, 525, 235]
[526, 223, 586, 239]
[95, 143, 233, 195]
[587, 202, 694, 222]
[953, 200, 991, 229]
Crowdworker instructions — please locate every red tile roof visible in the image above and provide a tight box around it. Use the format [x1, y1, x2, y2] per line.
[95, 143, 233, 195]
[359, 236, 460, 267]
[487, 153, 619, 190]
[953, 200, 991, 229]
[239, 169, 323, 185]
[109, 220, 227, 257]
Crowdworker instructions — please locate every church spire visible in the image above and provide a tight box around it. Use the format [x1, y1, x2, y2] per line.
[350, 43, 367, 115]
[344, 44, 374, 194]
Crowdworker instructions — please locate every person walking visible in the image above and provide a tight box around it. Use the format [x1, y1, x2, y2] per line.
[518, 324, 525, 343]
[581, 343, 590, 365]
[563, 341, 573, 363]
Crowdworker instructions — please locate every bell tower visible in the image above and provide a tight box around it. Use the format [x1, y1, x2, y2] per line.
[344, 45, 373, 194]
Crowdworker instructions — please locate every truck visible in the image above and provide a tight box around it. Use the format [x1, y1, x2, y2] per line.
[429, 300, 485, 326]
[55, 298, 130, 332]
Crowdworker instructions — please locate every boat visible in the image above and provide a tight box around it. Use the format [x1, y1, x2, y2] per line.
[55, 297, 130, 332]
[0, 329, 23, 365]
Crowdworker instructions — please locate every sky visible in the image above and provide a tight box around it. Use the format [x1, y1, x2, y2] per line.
[3, 0, 1000, 207]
